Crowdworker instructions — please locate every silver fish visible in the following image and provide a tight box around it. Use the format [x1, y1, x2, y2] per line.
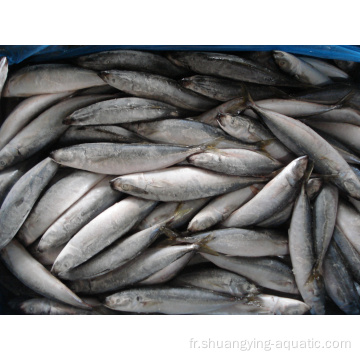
[104, 286, 237, 314]
[75, 50, 187, 77]
[138, 252, 194, 285]
[38, 176, 123, 251]
[64, 97, 189, 126]
[248, 101, 360, 200]
[336, 201, 360, 254]
[59, 222, 167, 281]
[178, 228, 289, 257]
[125, 118, 256, 150]
[0, 92, 72, 150]
[17, 170, 105, 246]
[204, 294, 310, 315]
[188, 184, 264, 232]
[222, 156, 308, 228]
[137, 198, 210, 231]
[3, 64, 106, 97]
[299, 56, 349, 79]
[0, 239, 90, 309]
[217, 113, 294, 164]
[100, 70, 218, 112]
[289, 185, 326, 315]
[111, 166, 267, 202]
[168, 52, 300, 87]
[187, 149, 282, 176]
[0, 94, 115, 171]
[257, 201, 294, 228]
[0, 158, 58, 251]
[14, 298, 94, 315]
[323, 242, 360, 314]
[179, 75, 285, 102]
[58, 125, 146, 146]
[304, 121, 360, 154]
[0, 57, 8, 95]
[50, 197, 157, 274]
[171, 267, 259, 298]
[313, 183, 338, 270]
[69, 245, 200, 294]
[201, 253, 299, 294]
[333, 226, 360, 283]
[51, 142, 213, 175]
[273, 51, 332, 85]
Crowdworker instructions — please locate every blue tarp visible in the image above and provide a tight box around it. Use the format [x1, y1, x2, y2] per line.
[1, 45, 360, 66]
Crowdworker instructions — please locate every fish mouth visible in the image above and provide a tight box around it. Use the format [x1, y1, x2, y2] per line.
[99, 71, 110, 81]
[216, 113, 225, 126]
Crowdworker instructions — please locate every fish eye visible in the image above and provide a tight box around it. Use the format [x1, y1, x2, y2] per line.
[279, 61, 286, 67]
[0, 160, 5, 167]
[121, 184, 130, 191]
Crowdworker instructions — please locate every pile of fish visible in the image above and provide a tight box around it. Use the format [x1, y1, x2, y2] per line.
[0, 49, 360, 315]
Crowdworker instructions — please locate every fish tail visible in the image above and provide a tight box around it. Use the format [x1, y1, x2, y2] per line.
[194, 234, 219, 256]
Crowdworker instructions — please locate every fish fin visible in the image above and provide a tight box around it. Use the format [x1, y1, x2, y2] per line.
[223, 97, 248, 115]
[305, 263, 322, 286]
[173, 202, 194, 220]
[195, 234, 219, 256]
[334, 88, 356, 108]
[192, 136, 226, 152]
[303, 160, 314, 183]
[161, 226, 181, 241]
[240, 84, 257, 110]
[266, 166, 286, 179]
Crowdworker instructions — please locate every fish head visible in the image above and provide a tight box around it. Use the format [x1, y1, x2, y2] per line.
[110, 177, 149, 195]
[51, 254, 76, 277]
[217, 113, 260, 143]
[0, 146, 19, 171]
[50, 148, 77, 167]
[340, 173, 360, 200]
[187, 153, 213, 167]
[105, 290, 143, 312]
[273, 51, 294, 73]
[286, 156, 308, 186]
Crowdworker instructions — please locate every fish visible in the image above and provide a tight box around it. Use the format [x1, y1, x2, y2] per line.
[313, 183, 338, 270]
[0, 158, 58, 251]
[12, 298, 94, 315]
[179, 75, 285, 102]
[100, 70, 218, 112]
[38, 176, 123, 251]
[0, 57, 8, 95]
[289, 185, 326, 315]
[304, 121, 360, 154]
[222, 156, 308, 228]
[111, 166, 267, 202]
[273, 51, 332, 85]
[168, 52, 300, 87]
[75, 50, 187, 78]
[216, 113, 294, 164]
[57, 125, 146, 146]
[50, 197, 157, 274]
[336, 200, 360, 254]
[68, 244, 201, 294]
[299, 56, 350, 79]
[125, 118, 258, 150]
[2, 64, 106, 97]
[51, 142, 218, 175]
[333, 226, 360, 283]
[17, 170, 105, 246]
[201, 253, 299, 294]
[104, 286, 238, 314]
[0, 240, 90, 310]
[323, 242, 360, 314]
[64, 97, 190, 126]
[137, 198, 210, 231]
[58, 221, 168, 281]
[176, 228, 289, 257]
[187, 184, 264, 232]
[170, 267, 259, 298]
[0, 92, 72, 150]
[204, 294, 310, 315]
[187, 149, 282, 176]
[0, 94, 115, 171]
[247, 97, 360, 200]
